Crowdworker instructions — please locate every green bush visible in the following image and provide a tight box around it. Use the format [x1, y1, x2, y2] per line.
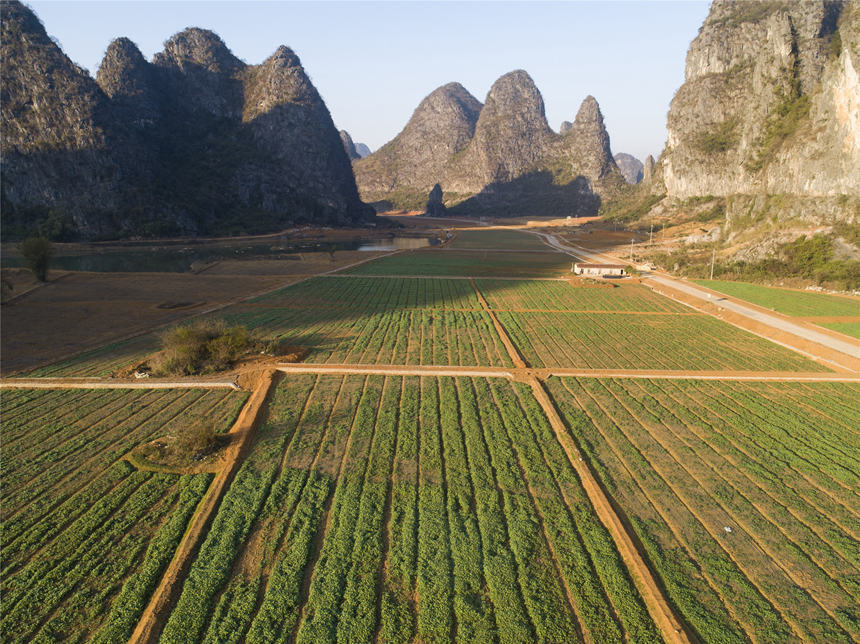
[695, 119, 739, 154]
[157, 320, 250, 375]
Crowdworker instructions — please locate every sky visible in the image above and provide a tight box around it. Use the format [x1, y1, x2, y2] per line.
[29, 1, 710, 162]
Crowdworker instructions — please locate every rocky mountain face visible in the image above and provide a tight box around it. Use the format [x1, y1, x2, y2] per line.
[1, 1, 373, 240]
[354, 72, 620, 216]
[614, 153, 644, 183]
[338, 130, 371, 160]
[659, 0, 858, 222]
[340, 130, 360, 160]
[354, 82, 483, 200]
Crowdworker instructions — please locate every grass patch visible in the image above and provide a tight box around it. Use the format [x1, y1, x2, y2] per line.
[693, 279, 860, 317]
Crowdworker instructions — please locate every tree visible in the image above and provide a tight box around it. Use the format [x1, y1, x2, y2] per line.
[18, 237, 52, 281]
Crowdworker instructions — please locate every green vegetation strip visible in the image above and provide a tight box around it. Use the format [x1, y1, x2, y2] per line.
[157, 374, 661, 642]
[0, 388, 246, 643]
[344, 249, 573, 277]
[693, 280, 860, 318]
[547, 378, 860, 644]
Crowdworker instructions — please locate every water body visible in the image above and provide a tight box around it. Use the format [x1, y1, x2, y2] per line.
[3, 236, 439, 273]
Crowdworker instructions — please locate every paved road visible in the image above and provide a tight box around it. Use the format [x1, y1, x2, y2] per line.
[644, 274, 859, 358]
[537, 231, 860, 361]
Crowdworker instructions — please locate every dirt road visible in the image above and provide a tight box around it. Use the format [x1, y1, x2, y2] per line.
[534, 230, 860, 372]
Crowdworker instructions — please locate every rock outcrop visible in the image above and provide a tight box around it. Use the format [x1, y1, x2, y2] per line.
[659, 0, 858, 220]
[425, 183, 447, 217]
[1, 1, 373, 239]
[340, 130, 360, 160]
[353, 82, 483, 200]
[614, 153, 644, 184]
[355, 71, 620, 216]
[339, 131, 371, 159]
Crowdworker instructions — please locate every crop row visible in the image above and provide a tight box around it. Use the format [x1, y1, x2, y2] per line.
[498, 310, 827, 371]
[222, 307, 512, 367]
[345, 249, 573, 277]
[252, 276, 482, 311]
[161, 374, 660, 642]
[0, 388, 246, 643]
[546, 377, 860, 643]
[476, 279, 690, 313]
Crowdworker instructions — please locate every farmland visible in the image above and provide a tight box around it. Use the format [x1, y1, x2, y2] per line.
[0, 387, 248, 643]
[2, 222, 858, 644]
[693, 280, 860, 338]
[160, 374, 660, 643]
[498, 310, 826, 371]
[445, 229, 551, 250]
[344, 249, 573, 277]
[546, 377, 860, 643]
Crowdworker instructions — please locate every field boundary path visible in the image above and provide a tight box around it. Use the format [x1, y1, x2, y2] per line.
[129, 369, 279, 644]
[532, 230, 860, 373]
[468, 274, 691, 644]
[276, 363, 860, 383]
[0, 377, 239, 389]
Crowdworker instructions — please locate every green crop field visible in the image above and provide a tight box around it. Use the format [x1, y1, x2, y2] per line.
[344, 249, 574, 277]
[445, 229, 550, 250]
[476, 279, 690, 312]
[546, 378, 860, 643]
[160, 374, 660, 643]
[498, 310, 826, 371]
[0, 387, 248, 643]
[818, 321, 860, 337]
[693, 280, 860, 338]
[5, 224, 856, 644]
[252, 276, 482, 310]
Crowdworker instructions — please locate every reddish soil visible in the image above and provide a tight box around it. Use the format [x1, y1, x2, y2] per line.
[129, 369, 279, 644]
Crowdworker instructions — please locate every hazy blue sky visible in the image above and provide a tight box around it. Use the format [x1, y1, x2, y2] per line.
[29, 1, 710, 161]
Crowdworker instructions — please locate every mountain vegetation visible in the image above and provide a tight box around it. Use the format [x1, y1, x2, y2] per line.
[0, 0, 373, 241]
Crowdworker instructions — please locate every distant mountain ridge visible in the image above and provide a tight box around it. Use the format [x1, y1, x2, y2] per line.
[354, 72, 622, 216]
[1, 0, 373, 240]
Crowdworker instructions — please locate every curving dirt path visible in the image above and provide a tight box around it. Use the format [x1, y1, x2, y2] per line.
[129, 369, 279, 644]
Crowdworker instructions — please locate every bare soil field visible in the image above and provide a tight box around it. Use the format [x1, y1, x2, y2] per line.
[1, 251, 388, 376]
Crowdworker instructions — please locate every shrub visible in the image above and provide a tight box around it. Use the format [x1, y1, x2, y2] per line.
[695, 119, 739, 155]
[157, 320, 250, 375]
[176, 416, 217, 456]
[18, 236, 52, 281]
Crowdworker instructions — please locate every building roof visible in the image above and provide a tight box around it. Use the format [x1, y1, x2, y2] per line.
[574, 263, 626, 269]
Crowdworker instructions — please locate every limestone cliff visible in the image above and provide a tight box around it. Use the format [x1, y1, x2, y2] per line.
[355, 71, 620, 216]
[661, 0, 858, 219]
[614, 153, 644, 183]
[353, 82, 483, 200]
[1, 1, 373, 239]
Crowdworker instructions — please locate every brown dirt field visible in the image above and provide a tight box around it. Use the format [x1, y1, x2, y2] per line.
[197, 250, 388, 275]
[1, 251, 392, 376]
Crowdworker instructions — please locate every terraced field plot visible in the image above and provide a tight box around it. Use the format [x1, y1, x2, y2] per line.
[160, 374, 661, 644]
[476, 279, 690, 313]
[345, 249, 573, 277]
[445, 229, 550, 250]
[498, 310, 827, 371]
[0, 387, 248, 643]
[693, 280, 860, 338]
[547, 378, 860, 643]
